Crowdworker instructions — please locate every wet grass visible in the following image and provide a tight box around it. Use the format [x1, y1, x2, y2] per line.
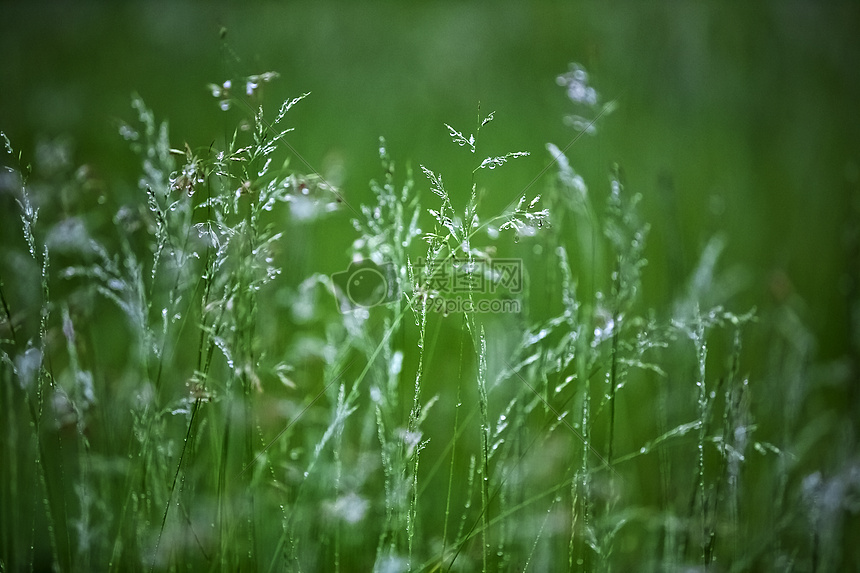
[1, 59, 858, 573]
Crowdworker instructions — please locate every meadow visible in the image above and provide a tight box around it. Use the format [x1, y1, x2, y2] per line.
[1, 3, 858, 572]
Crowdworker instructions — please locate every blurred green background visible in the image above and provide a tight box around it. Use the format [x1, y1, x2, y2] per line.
[1, 1, 859, 569]
[2, 1, 857, 360]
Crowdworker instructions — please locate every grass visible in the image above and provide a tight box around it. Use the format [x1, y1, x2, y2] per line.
[0, 60, 858, 573]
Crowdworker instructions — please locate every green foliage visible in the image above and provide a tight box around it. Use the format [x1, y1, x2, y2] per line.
[0, 61, 857, 573]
